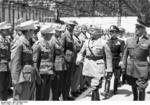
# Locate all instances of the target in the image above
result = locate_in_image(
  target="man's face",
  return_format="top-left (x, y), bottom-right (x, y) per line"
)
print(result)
top-left (43, 33), bottom-right (53, 41)
top-left (110, 30), bottom-right (118, 38)
top-left (27, 30), bottom-right (34, 39)
top-left (81, 27), bottom-right (87, 34)
top-left (55, 31), bottom-right (61, 37)
top-left (32, 32), bottom-right (38, 41)
top-left (67, 25), bottom-right (75, 32)
top-left (135, 27), bottom-right (145, 37)
top-left (89, 29), bottom-right (100, 39)
top-left (73, 30), bottom-right (81, 37)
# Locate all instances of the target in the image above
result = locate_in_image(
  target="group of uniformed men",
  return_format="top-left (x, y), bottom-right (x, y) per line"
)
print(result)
top-left (0, 16), bottom-right (150, 101)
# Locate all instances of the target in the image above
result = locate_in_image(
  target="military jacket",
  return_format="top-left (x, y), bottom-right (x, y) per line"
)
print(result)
top-left (32, 38), bottom-right (54, 75)
top-left (50, 36), bottom-right (66, 71)
top-left (77, 38), bottom-right (112, 78)
top-left (11, 36), bottom-right (35, 85)
top-left (78, 32), bottom-right (90, 45)
top-left (0, 35), bottom-right (10, 72)
top-left (107, 37), bottom-right (125, 68)
top-left (122, 35), bottom-right (150, 79)
top-left (73, 35), bottom-right (82, 53)
top-left (61, 30), bottom-right (75, 53)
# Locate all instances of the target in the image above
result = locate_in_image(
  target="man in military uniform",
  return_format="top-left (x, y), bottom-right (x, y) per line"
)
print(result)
top-left (32, 26), bottom-right (54, 100)
top-left (50, 25), bottom-right (66, 100)
top-left (71, 26), bottom-right (83, 97)
top-left (0, 22), bottom-right (12, 100)
top-left (78, 25), bottom-right (90, 44)
top-left (118, 27), bottom-right (127, 84)
top-left (76, 27), bottom-right (112, 100)
top-left (11, 21), bottom-right (37, 100)
top-left (107, 25), bottom-right (125, 95)
top-left (122, 19), bottom-right (150, 101)
top-left (61, 21), bottom-right (77, 100)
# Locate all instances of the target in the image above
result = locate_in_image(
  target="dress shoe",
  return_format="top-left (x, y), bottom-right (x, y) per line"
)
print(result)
top-left (67, 96), bottom-right (75, 100)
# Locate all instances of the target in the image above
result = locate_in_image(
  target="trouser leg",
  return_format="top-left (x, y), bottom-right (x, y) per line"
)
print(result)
top-left (52, 71), bottom-right (63, 100)
top-left (71, 65), bottom-right (82, 93)
top-left (41, 74), bottom-right (51, 100)
top-left (132, 86), bottom-right (138, 101)
top-left (113, 78), bottom-right (119, 94)
top-left (91, 87), bottom-right (100, 101)
top-left (62, 69), bottom-right (72, 100)
top-left (36, 81), bottom-right (43, 100)
top-left (90, 77), bottom-right (101, 101)
top-left (14, 82), bottom-right (35, 100)
top-left (0, 72), bottom-right (10, 100)
top-left (139, 88), bottom-right (145, 101)
top-left (122, 73), bottom-right (126, 84)
top-left (113, 68), bottom-right (121, 94)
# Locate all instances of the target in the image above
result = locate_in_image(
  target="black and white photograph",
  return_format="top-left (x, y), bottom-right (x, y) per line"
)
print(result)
top-left (0, 0), bottom-right (150, 103)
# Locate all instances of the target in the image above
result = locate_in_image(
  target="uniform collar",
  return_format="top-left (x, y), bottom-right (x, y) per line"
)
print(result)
top-left (19, 35), bottom-right (30, 46)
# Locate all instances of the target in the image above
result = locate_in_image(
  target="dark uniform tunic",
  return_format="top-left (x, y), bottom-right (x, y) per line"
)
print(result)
top-left (50, 35), bottom-right (66, 100)
top-left (61, 29), bottom-right (75, 100)
top-left (32, 38), bottom-right (54, 100)
top-left (0, 35), bottom-right (11, 100)
top-left (107, 37), bottom-right (125, 93)
top-left (71, 35), bottom-right (83, 94)
top-left (11, 35), bottom-right (36, 100)
top-left (122, 35), bottom-right (150, 100)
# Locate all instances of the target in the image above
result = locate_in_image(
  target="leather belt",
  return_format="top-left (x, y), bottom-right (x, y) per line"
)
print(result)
top-left (23, 61), bottom-right (33, 65)
top-left (86, 56), bottom-right (103, 61)
top-left (129, 56), bottom-right (147, 61)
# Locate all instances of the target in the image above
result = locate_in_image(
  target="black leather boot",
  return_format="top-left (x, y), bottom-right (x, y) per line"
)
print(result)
top-left (139, 89), bottom-right (145, 101)
top-left (91, 89), bottom-right (100, 101)
top-left (132, 86), bottom-right (138, 101)
top-left (114, 78), bottom-right (118, 94)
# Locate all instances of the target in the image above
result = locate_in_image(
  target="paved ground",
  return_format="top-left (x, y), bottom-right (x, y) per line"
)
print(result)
top-left (78, 76), bottom-right (150, 101)
top-left (7, 76), bottom-right (150, 101)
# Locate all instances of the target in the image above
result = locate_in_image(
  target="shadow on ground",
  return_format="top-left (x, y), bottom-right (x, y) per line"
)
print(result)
top-left (117, 89), bottom-right (132, 97)
top-left (101, 89), bottom-right (132, 100)
top-left (147, 91), bottom-right (150, 94)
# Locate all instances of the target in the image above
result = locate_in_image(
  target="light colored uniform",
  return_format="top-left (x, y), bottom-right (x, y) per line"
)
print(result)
top-left (11, 35), bottom-right (36, 100)
top-left (78, 32), bottom-right (90, 44)
top-left (77, 38), bottom-right (112, 87)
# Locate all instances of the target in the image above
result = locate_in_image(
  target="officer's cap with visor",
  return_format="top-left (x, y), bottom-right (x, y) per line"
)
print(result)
top-left (136, 12), bottom-right (150, 29)
top-left (109, 25), bottom-right (120, 33)
top-left (0, 21), bottom-right (12, 30)
top-left (41, 26), bottom-right (55, 35)
top-left (55, 25), bottom-right (65, 32)
top-left (119, 27), bottom-right (125, 33)
top-left (65, 20), bottom-right (78, 27)
top-left (15, 20), bottom-right (37, 31)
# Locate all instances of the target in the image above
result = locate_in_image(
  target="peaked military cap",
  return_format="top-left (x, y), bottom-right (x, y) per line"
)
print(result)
top-left (15, 20), bottom-right (37, 30)
top-left (0, 21), bottom-right (12, 30)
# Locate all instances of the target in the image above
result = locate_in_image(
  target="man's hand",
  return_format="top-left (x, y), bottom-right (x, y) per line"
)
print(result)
top-left (119, 61), bottom-right (123, 67)
top-left (76, 60), bottom-right (81, 65)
